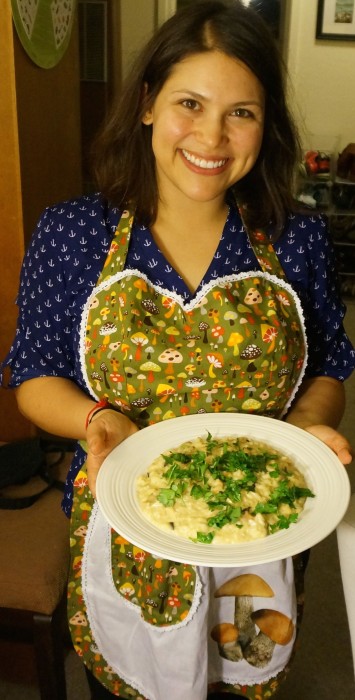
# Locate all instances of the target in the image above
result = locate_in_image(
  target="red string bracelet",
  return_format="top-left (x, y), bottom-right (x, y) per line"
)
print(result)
top-left (85, 398), bottom-right (110, 429)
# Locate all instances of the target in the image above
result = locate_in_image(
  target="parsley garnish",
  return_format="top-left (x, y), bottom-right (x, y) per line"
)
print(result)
top-left (154, 435), bottom-right (315, 543)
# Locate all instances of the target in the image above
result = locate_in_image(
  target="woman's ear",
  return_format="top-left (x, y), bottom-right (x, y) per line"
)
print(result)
top-left (142, 109), bottom-right (153, 125)
top-left (141, 82), bottom-right (153, 125)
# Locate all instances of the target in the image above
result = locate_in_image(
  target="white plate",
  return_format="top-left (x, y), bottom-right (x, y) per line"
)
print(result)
top-left (96, 414), bottom-right (351, 567)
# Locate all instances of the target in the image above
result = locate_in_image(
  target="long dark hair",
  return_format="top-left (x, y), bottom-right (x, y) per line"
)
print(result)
top-left (92, 0), bottom-right (300, 233)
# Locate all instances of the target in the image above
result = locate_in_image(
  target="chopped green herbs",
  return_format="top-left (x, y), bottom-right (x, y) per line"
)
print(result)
top-left (141, 434), bottom-right (315, 544)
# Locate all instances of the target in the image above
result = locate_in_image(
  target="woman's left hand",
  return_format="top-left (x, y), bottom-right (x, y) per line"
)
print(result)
top-left (305, 424), bottom-right (353, 465)
top-left (285, 377), bottom-right (353, 465)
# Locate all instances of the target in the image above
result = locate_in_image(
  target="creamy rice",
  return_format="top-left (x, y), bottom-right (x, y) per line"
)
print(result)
top-left (136, 434), bottom-right (314, 544)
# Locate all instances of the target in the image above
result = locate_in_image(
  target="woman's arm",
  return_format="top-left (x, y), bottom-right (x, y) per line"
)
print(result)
top-left (285, 376), bottom-right (352, 465)
top-left (16, 376), bottom-right (96, 439)
top-left (16, 376), bottom-right (138, 494)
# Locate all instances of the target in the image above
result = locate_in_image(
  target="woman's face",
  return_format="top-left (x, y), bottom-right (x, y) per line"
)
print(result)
top-left (143, 50), bottom-right (265, 209)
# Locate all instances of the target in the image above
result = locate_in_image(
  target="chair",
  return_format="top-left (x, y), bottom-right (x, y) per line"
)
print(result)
top-left (0, 449), bottom-right (73, 699)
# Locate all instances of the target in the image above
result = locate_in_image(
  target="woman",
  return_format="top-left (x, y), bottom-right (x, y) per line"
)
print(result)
top-left (3, 2), bottom-right (354, 698)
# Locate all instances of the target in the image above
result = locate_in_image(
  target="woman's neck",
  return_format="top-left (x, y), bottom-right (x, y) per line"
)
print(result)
top-left (150, 197), bottom-right (230, 294)
top-left (154, 195), bottom-right (229, 236)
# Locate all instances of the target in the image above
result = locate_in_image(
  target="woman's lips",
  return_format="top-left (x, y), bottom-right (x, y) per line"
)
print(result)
top-left (181, 148), bottom-right (229, 173)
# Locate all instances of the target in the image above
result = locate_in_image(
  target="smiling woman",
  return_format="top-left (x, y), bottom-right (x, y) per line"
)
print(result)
top-left (2, 1), bottom-right (354, 699)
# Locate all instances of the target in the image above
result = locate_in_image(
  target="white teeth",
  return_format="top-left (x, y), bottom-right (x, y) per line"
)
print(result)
top-left (182, 149), bottom-right (227, 169)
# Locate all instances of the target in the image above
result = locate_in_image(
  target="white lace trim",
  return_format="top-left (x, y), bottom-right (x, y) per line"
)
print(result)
top-left (79, 268), bottom-right (308, 413)
top-left (209, 664), bottom-right (289, 687)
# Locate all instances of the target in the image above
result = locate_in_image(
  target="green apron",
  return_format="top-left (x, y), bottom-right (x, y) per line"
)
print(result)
top-left (68, 208), bottom-right (307, 699)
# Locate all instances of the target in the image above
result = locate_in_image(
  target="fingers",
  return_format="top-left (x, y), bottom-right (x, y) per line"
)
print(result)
top-left (337, 447), bottom-right (353, 466)
top-left (306, 425), bottom-right (353, 466)
top-left (86, 453), bottom-right (100, 497)
top-left (85, 412), bottom-right (139, 496)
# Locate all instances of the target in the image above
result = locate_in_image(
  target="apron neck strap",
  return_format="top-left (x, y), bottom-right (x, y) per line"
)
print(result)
top-left (237, 203), bottom-right (286, 279)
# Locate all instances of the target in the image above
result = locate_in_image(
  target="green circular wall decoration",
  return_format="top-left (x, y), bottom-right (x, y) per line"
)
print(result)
top-left (11, 0), bottom-right (77, 69)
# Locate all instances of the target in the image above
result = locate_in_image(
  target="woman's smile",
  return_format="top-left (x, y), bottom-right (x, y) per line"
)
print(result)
top-left (180, 148), bottom-right (230, 173)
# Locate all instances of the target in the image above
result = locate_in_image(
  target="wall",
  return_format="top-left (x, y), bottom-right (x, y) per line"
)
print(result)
top-left (14, 13), bottom-right (82, 246)
top-left (284, 0), bottom-right (355, 153)
top-left (120, 0), bottom-right (156, 80)
top-left (0, 2), bottom-right (31, 440)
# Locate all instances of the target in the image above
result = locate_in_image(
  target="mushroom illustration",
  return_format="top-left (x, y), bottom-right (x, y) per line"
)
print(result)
top-left (210, 622), bottom-right (243, 662)
top-left (277, 367), bottom-right (291, 388)
top-left (158, 348), bottom-right (183, 374)
top-left (100, 362), bottom-right (110, 389)
top-left (227, 331), bottom-right (244, 356)
top-left (198, 321), bottom-right (210, 343)
top-left (109, 371), bottom-right (124, 391)
top-left (69, 610), bottom-right (88, 627)
top-left (202, 387), bottom-right (218, 404)
top-left (241, 397), bottom-right (262, 412)
top-left (133, 279), bottom-right (147, 299)
top-left (184, 334), bottom-right (201, 347)
top-left (156, 383), bottom-right (176, 403)
top-left (141, 298), bottom-right (159, 326)
top-left (145, 598), bottom-right (159, 616)
top-left (185, 377), bottom-right (206, 398)
top-left (130, 332), bottom-right (149, 362)
top-left (91, 371), bottom-right (103, 392)
top-left (130, 397), bottom-right (154, 411)
top-left (244, 287), bottom-right (263, 316)
top-left (214, 574), bottom-right (274, 648)
top-left (140, 361), bottom-right (161, 383)
top-left (206, 352), bottom-right (224, 378)
top-left (211, 325), bottom-right (225, 343)
top-left (240, 344), bottom-right (262, 372)
top-left (224, 310), bottom-right (238, 326)
top-left (99, 322), bottom-right (117, 345)
top-left (244, 609), bottom-right (294, 668)
top-left (236, 380), bottom-right (252, 400)
top-left (261, 324), bottom-right (279, 354)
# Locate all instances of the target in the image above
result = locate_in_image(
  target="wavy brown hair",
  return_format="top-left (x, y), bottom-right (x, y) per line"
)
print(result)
top-left (92, 0), bottom-right (300, 234)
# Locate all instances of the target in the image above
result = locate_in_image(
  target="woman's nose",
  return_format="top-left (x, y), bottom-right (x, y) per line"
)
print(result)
top-left (196, 114), bottom-right (226, 148)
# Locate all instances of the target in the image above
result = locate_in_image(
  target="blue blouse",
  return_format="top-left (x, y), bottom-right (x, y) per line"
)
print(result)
top-left (3, 194), bottom-right (354, 515)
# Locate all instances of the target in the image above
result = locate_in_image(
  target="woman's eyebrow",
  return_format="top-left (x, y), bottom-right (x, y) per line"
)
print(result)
top-left (171, 89), bottom-right (263, 107)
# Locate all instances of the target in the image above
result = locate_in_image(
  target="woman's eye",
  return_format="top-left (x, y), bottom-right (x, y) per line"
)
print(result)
top-left (232, 107), bottom-right (254, 119)
top-left (181, 99), bottom-right (200, 110)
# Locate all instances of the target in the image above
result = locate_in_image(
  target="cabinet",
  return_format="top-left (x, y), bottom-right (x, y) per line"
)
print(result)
top-left (297, 152), bottom-right (355, 299)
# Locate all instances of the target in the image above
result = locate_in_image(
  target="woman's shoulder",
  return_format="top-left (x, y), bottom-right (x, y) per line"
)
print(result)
top-left (38, 193), bottom-right (118, 230)
top-left (286, 207), bottom-right (327, 228)
top-left (28, 194), bottom-right (121, 257)
top-left (280, 207), bottom-right (329, 245)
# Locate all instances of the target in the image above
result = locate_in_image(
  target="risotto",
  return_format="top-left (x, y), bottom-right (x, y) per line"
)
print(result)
top-left (136, 433), bottom-right (315, 544)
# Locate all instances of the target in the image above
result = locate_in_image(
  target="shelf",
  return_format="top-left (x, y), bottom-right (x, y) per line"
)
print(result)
top-left (297, 169), bottom-right (355, 298)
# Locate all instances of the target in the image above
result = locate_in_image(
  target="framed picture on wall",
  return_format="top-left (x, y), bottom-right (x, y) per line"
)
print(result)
top-left (316, 0), bottom-right (355, 40)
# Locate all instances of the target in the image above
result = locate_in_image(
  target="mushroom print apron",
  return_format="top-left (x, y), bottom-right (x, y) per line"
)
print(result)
top-left (68, 208), bottom-right (308, 700)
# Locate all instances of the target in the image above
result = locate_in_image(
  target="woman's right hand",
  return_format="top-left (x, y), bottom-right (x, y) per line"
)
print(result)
top-left (86, 410), bottom-right (138, 496)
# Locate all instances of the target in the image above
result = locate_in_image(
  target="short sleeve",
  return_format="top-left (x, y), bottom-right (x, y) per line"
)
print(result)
top-left (2, 195), bottom-right (114, 388)
top-left (278, 214), bottom-right (355, 381)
